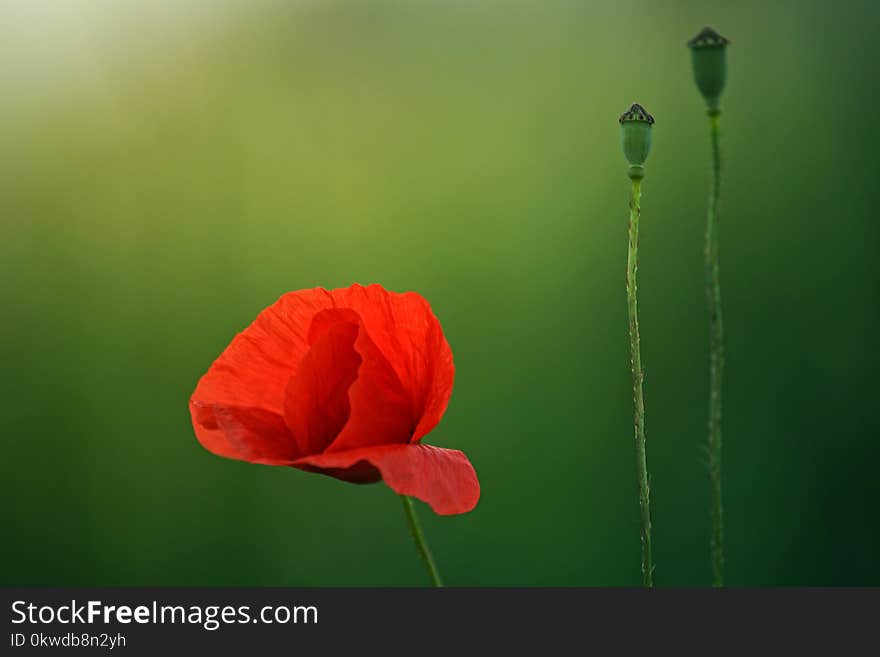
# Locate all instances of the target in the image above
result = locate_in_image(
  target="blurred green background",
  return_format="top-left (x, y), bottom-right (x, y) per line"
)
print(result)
top-left (2, 0), bottom-right (878, 586)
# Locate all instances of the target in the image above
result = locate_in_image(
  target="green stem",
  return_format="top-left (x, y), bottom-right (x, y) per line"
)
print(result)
top-left (626, 177), bottom-right (654, 587)
top-left (400, 495), bottom-right (443, 587)
top-left (706, 110), bottom-right (725, 587)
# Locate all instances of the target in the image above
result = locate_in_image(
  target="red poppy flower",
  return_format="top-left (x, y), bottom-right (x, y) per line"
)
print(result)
top-left (190, 284), bottom-right (479, 515)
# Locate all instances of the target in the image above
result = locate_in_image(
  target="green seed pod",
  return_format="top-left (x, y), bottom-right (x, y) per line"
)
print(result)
top-left (688, 27), bottom-right (729, 113)
top-left (619, 103), bottom-right (654, 180)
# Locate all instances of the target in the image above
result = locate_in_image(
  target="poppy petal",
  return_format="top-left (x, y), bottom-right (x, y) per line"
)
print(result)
top-left (325, 317), bottom-right (415, 452)
top-left (409, 317), bottom-right (454, 443)
top-left (191, 288), bottom-right (337, 413)
top-left (328, 284), bottom-right (455, 443)
top-left (293, 444), bottom-right (480, 515)
top-left (190, 401), bottom-right (298, 465)
top-left (283, 311), bottom-right (361, 455)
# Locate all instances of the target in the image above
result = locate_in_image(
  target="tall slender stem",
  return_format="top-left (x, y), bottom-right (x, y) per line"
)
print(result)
top-left (705, 110), bottom-right (725, 587)
top-left (400, 495), bottom-right (443, 587)
top-left (626, 177), bottom-right (654, 587)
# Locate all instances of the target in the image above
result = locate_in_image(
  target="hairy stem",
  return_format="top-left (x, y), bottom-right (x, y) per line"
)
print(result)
top-left (626, 178), bottom-right (654, 587)
top-left (706, 111), bottom-right (725, 587)
top-left (400, 495), bottom-right (443, 587)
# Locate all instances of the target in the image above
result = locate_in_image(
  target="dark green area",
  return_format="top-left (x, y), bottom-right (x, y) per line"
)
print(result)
top-left (2, 0), bottom-right (877, 586)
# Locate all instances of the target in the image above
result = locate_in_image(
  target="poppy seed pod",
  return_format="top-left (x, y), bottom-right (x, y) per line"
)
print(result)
top-left (619, 103), bottom-right (654, 180)
top-left (688, 27), bottom-right (729, 113)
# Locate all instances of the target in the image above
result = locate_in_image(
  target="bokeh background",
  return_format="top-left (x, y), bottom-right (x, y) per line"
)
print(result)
top-left (2, 0), bottom-right (877, 586)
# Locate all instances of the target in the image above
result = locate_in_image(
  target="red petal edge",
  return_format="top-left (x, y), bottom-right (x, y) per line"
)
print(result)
top-left (190, 401), bottom-right (299, 465)
top-left (328, 285), bottom-right (455, 444)
top-left (293, 444), bottom-right (480, 515)
top-left (283, 311), bottom-right (361, 455)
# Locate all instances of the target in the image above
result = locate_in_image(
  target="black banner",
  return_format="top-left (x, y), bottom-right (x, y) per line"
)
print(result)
top-left (2, 588), bottom-right (876, 653)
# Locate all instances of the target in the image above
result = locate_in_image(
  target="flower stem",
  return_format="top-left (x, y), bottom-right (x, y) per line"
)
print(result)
top-left (705, 110), bottom-right (725, 587)
top-left (400, 495), bottom-right (443, 587)
top-left (626, 177), bottom-right (654, 587)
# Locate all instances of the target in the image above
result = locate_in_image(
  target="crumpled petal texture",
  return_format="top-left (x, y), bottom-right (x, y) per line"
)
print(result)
top-left (190, 284), bottom-right (478, 515)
